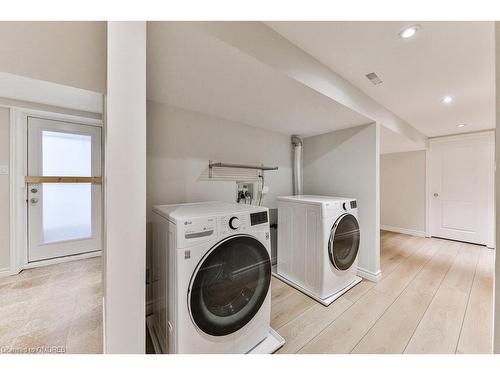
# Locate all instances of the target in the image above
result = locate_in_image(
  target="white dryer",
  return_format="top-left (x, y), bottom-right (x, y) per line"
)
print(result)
top-left (276, 195), bottom-right (362, 306)
top-left (149, 201), bottom-right (284, 354)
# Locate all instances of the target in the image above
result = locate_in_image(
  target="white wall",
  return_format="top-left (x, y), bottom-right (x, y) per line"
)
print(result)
top-left (0, 107), bottom-right (9, 270)
top-left (104, 21), bottom-right (146, 354)
top-left (0, 22), bottom-right (106, 93)
top-left (147, 101), bottom-right (293, 215)
top-left (380, 151), bottom-right (426, 235)
top-left (303, 123), bottom-right (381, 281)
top-left (0, 22), bottom-right (106, 276)
top-left (146, 101), bottom-right (293, 305)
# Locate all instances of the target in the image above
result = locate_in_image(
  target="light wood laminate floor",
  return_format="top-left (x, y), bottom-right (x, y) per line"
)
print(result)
top-left (0, 256), bottom-right (102, 354)
top-left (272, 231), bottom-right (494, 354)
top-left (0, 232), bottom-right (494, 354)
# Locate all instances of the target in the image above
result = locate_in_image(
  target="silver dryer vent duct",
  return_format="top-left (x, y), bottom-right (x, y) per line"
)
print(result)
top-left (291, 135), bottom-right (303, 196)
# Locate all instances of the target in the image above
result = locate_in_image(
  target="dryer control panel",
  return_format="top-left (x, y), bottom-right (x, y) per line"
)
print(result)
top-left (341, 200), bottom-right (357, 211)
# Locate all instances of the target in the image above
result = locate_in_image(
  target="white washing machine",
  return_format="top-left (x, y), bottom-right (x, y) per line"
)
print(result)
top-left (149, 201), bottom-right (284, 354)
top-left (276, 195), bottom-right (362, 306)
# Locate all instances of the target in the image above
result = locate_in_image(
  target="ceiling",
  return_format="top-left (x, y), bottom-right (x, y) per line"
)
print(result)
top-left (266, 21), bottom-right (495, 138)
top-left (147, 22), bottom-right (371, 137)
top-left (380, 126), bottom-right (427, 154)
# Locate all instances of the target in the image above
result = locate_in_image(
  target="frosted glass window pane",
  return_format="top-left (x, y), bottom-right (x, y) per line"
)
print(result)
top-left (42, 131), bottom-right (92, 176)
top-left (43, 183), bottom-right (92, 243)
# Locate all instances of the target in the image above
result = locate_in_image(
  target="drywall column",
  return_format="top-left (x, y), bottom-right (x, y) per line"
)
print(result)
top-left (494, 21), bottom-right (500, 354)
top-left (104, 21), bottom-right (146, 354)
top-left (0, 108), bottom-right (9, 272)
top-left (380, 151), bottom-right (426, 236)
top-left (303, 123), bottom-right (381, 282)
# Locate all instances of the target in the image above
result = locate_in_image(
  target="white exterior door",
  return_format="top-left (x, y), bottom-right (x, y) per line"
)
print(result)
top-left (429, 132), bottom-right (494, 246)
top-left (27, 116), bottom-right (102, 262)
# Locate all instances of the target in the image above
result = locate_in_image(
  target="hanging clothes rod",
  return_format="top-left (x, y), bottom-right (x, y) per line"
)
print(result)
top-left (208, 161), bottom-right (278, 178)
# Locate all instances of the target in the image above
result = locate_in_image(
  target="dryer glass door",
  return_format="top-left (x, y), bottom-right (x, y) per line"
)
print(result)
top-left (189, 235), bottom-right (271, 336)
top-left (328, 214), bottom-right (360, 271)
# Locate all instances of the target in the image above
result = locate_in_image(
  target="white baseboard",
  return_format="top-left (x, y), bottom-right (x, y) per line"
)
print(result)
top-left (22, 251), bottom-right (102, 269)
top-left (0, 267), bottom-right (14, 278)
top-left (0, 266), bottom-right (22, 279)
top-left (357, 266), bottom-right (382, 282)
top-left (381, 225), bottom-right (427, 238)
top-left (1, 251), bottom-right (101, 278)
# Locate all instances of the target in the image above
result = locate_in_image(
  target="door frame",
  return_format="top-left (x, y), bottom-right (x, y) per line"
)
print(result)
top-left (9, 106), bottom-right (103, 274)
top-left (425, 131), bottom-right (495, 248)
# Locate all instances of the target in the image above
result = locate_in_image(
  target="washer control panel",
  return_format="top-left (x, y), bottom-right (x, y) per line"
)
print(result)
top-left (229, 216), bottom-right (240, 229)
top-left (220, 215), bottom-right (249, 235)
top-left (183, 217), bottom-right (216, 239)
top-left (250, 211), bottom-right (268, 226)
top-left (177, 209), bottom-right (270, 247)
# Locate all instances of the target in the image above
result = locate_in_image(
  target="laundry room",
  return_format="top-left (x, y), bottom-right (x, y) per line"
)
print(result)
top-left (0, 15), bottom-right (496, 360)
top-left (145, 19), bottom-right (494, 355)
top-left (145, 21), bottom-right (388, 354)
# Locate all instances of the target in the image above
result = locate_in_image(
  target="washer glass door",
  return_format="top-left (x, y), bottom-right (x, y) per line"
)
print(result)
top-left (189, 235), bottom-right (271, 336)
top-left (328, 214), bottom-right (360, 271)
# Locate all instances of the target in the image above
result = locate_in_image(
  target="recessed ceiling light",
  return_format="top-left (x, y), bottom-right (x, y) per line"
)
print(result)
top-left (399, 25), bottom-right (420, 39)
top-left (442, 96), bottom-right (453, 104)
top-left (457, 124), bottom-right (466, 128)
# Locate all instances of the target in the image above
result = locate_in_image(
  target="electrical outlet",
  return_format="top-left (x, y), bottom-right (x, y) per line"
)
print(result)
top-left (0, 164), bottom-right (8, 175)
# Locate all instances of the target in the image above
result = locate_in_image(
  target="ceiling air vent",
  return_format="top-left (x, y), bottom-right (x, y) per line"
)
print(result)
top-left (365, 72), bottom-right (383, 85)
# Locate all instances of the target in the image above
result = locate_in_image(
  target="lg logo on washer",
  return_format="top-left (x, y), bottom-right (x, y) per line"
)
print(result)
top-left (183, 217), bottom-right (216, 240)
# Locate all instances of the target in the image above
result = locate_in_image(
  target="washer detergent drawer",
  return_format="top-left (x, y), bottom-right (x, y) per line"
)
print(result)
top-left (176, 216), bottom-right (217, 248)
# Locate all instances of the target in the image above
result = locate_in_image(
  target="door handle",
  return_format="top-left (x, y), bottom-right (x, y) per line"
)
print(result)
top-left (30, 198), bottom-right (38, 205)
top-left (433, 193), bottom-right (439, 197)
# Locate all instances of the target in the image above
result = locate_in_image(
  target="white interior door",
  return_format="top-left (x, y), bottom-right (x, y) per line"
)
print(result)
top-left (429, 133), bottom-right (494, 246)
top-left (27, 116), bottom-right (102, 262)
